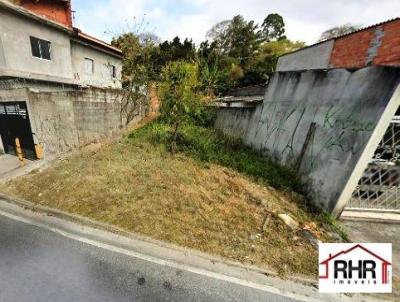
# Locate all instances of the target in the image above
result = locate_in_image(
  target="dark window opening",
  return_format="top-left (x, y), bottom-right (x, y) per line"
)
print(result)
top-left (110, 65), bottom-right (116, 79)
top-left (30, 36), bottom-right (51, 60)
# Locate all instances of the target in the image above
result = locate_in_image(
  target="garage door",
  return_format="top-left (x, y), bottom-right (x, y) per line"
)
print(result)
top-left (0, 102), bottom-right (36, 160)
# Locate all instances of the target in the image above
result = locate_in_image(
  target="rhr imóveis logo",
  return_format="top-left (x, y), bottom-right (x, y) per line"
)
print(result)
top-left (319, 243), bottom-right (392, 293)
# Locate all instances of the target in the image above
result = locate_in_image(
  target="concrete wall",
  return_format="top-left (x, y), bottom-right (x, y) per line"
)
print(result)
top-left (0, 8), bottom-right (74, 81)
top-left (0, 35), bottom-right (6, 68)
top-left (0, 87), bottom-right (147, 157)
top-left (215, 67), bottom-right (400, 214)
top-left (0, 78), bottom-right (78, 91)
top-left (276, 40), bottom-right (334, 72)
top-left (71, 42), bottom-right (122, 89)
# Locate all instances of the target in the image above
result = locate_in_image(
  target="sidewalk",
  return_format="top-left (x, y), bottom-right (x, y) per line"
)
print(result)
top-left (341, 220), bottom-right (399, 278)
top-left (0, 196), bottom-right (382, 302)
top-left (0, 154), bottom-right (21, 176)
top-left (0, 154), bottom-right (41, 182)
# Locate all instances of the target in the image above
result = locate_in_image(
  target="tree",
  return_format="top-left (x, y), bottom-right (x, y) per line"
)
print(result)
top-left (111, 32), bottom-right (157, 125)
top-left (158, 61), bottom-right (201, 153)
top-left (201, 14), bottom-right (304, 92)
top-left (205, 15), bottom-right (262, 88)
top-left (221, 16), bottom-right (261, 61)
top-left (261, 13), bottom-right (286, 41)
top-left (152, 37), bottom-right (197, 77)
top-left (198, 40), bottom-right (237, 96)
top-left (138, 32), bottom-right (161, 45)
top-left (198, 60), bottom-right (222, 97)
top-left (243, 39), bottom-right (305, 85)
top-left (206, 20), bottom-right (231, 42)
top-left (319, 23), bottom-right (362, 41)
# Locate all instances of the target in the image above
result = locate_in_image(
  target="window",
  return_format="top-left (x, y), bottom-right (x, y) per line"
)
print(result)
top-left (30, 36), bottom-right (51, 60)
top-left (109, 65), bottom-right (117, 79)
top-left (85, 58), bottom-right (94, 74)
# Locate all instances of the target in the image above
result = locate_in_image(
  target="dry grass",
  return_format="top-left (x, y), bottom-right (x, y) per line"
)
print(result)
top-left (0, 121), bottom-right (339, 278)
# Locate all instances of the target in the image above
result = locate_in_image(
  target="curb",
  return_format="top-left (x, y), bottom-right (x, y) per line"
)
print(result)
top-left (0, 193), bottom-right (317, 287)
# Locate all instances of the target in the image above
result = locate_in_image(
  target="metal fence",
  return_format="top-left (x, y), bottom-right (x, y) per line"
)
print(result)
top-left (347, 118), bottom-right (400, 211)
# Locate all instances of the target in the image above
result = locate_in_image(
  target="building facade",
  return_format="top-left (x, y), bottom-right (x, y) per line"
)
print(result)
top-left (0, 0), bottom-right (122, 89)
top-left (0, 0), bottom-right (138, 162)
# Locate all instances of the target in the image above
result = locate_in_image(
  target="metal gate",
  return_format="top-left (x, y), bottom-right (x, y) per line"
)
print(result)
top-left (0, 102), bottom-right (36, 160)
top-left (346, 113), bottom-right (400, 211)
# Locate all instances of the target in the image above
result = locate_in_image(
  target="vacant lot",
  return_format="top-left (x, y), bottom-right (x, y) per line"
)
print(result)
top-left (0, 120), bottom-right (343, 277)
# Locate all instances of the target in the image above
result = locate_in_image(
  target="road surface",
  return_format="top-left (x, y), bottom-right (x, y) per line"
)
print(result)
top-left (0, 213), bottom-right (298, 302)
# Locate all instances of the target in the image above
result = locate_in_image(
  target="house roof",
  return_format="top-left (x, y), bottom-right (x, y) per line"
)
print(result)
top-left (280, 17), bottom-right (400, 59)
top-left (320, 244), bottom-right (391, 265)
top-left (74, 29), bottom-right (122, 57)
top-left (0, 0), bottom-right (122, 58)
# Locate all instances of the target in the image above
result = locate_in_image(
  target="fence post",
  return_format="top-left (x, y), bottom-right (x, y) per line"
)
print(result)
top-left (15, 137), bottom-right (25, 167)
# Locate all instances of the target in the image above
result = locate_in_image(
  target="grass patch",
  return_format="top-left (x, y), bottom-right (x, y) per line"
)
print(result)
top-left (129, 120), bottom-right (301, 192)
top-left (0, 119), bottom-right (343, 277)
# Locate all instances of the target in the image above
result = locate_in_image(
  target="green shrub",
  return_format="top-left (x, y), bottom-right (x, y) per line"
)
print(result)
top-left (129, 119), bottom-right (301, 192)
top-left (158, 61), bottom-right (202, 153)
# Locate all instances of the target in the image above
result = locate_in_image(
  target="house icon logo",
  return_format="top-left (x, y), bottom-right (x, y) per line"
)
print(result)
top-left (319, 243), bottom-right (392, 293)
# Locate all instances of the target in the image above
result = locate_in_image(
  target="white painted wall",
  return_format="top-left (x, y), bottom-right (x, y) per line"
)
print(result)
top-left (71, 42), bottom-right (122, 89)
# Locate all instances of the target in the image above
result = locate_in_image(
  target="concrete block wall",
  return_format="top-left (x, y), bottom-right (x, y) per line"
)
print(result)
top-left (69, 89), bottom-right (124, 146)
top-left (28, 88), bottom-right (131, 157)
top-left (28, 89), bottom-right (79, 155)
top-left (0, 87), bottom-right (148, 158)
top-left (214, 66), bottom-right (400, 215)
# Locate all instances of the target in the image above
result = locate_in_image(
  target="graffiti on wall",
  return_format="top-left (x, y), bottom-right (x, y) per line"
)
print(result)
top-left (253, 99), bottom-right (376, 171)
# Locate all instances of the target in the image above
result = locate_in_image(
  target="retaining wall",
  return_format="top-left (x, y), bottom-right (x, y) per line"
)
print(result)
top-left (215, 67), bottom-right (400, 214)
top-left (0, 87), bottom-right (147, 157)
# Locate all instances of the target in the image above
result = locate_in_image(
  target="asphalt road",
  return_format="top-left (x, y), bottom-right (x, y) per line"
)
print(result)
top-left (0, 214), bottom-right (298, 302)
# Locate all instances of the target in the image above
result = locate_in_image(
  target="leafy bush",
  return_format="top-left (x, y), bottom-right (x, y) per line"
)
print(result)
top-left (158, 61), bottom-right (202, 153)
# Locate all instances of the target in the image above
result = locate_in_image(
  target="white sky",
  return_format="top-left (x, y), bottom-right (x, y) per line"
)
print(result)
top-left (73, 0), bottom-right (400, 45)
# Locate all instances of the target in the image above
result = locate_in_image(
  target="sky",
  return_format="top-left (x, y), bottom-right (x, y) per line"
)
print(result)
top-left (71, 0), bottom-right (400, 45)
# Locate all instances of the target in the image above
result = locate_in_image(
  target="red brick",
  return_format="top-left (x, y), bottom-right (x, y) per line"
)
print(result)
top-left (19, 0), bottom-right (72, 28)
top-left (330, 19), bottom-right (400, 68)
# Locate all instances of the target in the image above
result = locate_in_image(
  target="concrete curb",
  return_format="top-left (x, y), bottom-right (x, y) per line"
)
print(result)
top-left (341, 210), bottom-right (400, 223)
top-left (0, 193), bottom-right (314, 286)
top-left (0, 194), bottom-right (388, 301)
